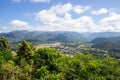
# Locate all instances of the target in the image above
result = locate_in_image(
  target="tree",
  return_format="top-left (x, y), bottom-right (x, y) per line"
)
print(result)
top-left (17, 41), bottom-right (35, 65)
top-left (0, 36), bottom-right (10, 51)
top-left (34, 48), bottom-right (64, 79)
top-left (0, 37), bottom-right (13, 65)
top-left (34, 48), bottom-right (63, 71)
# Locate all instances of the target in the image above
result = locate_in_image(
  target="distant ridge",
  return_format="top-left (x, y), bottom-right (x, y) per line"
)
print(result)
top-left (1, 30), bottom-right (120, 43)
top-left (0, 30), bottom-right (86, 43)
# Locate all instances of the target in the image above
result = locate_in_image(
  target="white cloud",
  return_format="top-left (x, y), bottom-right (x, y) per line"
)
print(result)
top-left (100, 12), bottom-right (120, 22)
top-left (99, 12), bottom-right (120, 32)
top-left (4, 3), bottom-right (120, 32)
top-left (73, 5), bottom-right (90, 14)
top-left (4, 12), bottom-right (120, 32)
top-left (35, 11), bottom-right (120, 32)
top-left (30, 0), bottom-right (51, 3)
top-left (48, 3), bottom-right (72, 15)
top-left (9, 20), bottom-right (32, 30)
top-left (92, 8), bottom-right (108, 15)
top-left (36, 3), bottom-right (90, 21)
top-left (36, 3), bottom-right (90, 24)
top-left (36, 10), bottom-right (60, 24)
top-left (10, 20), bottom-right (29, 27)
top-left (36, 13), bottom-right (99, 32)
top-left (36, 3), bottom-right (72, 24)
top-left (34, 3), bottom-right (98, 32)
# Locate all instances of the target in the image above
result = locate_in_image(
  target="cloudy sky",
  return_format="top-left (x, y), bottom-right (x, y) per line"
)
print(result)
top-left (0, 0), bottom-right (120, 32)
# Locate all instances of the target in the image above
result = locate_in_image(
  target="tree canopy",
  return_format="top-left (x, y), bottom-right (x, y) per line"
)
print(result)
top-left (0, 37), bottom-right (120, 80)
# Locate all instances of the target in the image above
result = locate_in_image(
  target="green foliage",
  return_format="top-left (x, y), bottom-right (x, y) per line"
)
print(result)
top-left (0, 55), bottom-right (4, 79)
top-left (1, 38), bottom-right (120, 80)
top-left (34, 66), bottom-right (49, 79)
top-left (0, 36), bottom-right (13, 79)
top-left (35, 66), bottom-right (62, 80)
top-left (0, 49), bottom-right (13, 79)
top-left (34, 48), bottom-right (63, 79)
top-left (17, 40), bottom-right (35, 65)
top-left (0, 55), bottom-right (4, 66)
top-left (1, 60), bottom-right (15, 80)
top-left (0, 36), bottom-right (10, 51)
top-left (0, 50), bottom-right (13, 61)
top-left (34, 48), bottom-right (62, 70)
top-left (63, 53), bottom-right (120, 80)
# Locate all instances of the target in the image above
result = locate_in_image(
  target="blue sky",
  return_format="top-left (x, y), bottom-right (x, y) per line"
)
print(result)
top-left (0, 0), bottom-right (120, 32)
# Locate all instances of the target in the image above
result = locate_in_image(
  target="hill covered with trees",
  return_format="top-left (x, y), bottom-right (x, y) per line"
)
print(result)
top-left (0, 37), bottom-right (120, 80)
top-left (2, 30), bottom-right (120, 44)
top-left (91, 37), bottom-right (120, 44)
top-left (0, 30), bottom-right (86, 43)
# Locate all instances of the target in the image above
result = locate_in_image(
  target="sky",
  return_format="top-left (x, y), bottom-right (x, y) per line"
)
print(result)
top-left (1, 0), bottom-right (120, 33)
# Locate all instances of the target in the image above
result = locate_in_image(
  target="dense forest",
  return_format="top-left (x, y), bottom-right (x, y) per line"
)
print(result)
top-left (1, 37), bottom-right (120, 80)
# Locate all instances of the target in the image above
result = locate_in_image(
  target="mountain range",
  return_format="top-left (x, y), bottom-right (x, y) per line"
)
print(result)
top-left (0, 30), bottom-right (86, 43)
top-left (1, 30), bottom-right (120, 43)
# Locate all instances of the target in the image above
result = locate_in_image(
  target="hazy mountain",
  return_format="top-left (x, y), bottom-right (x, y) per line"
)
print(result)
top-left (91, 35), bottom-right (120, 51)
top-left (92, 41), bottom-right (120, 50)
top-left (91, 37), bottom-right (120, 44)
top-left (0, 30), bottom-right (86, 43)
top-left (82, 32), bottom-right (120, 41)
top-left (1, 30), bottom-right (120, 43)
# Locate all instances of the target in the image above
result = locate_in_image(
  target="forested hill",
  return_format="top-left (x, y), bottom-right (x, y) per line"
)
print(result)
top-left (0, 30), bottom-right (86, 43)
top-left (1, 30), bottom-right (120, 43)
top-left (92, 41), bottom-right (120, 49)
top-left (82, 32), bottom-right (120, 41)
top-left (91, 37), bottom-right (120, 44)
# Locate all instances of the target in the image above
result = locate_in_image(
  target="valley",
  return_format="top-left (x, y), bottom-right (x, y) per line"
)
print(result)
top-left (1, 30), bottom-right (120, 59)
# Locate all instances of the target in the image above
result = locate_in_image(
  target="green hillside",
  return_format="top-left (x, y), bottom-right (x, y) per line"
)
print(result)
top-left (1, 37), bottom-right (120, 80)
